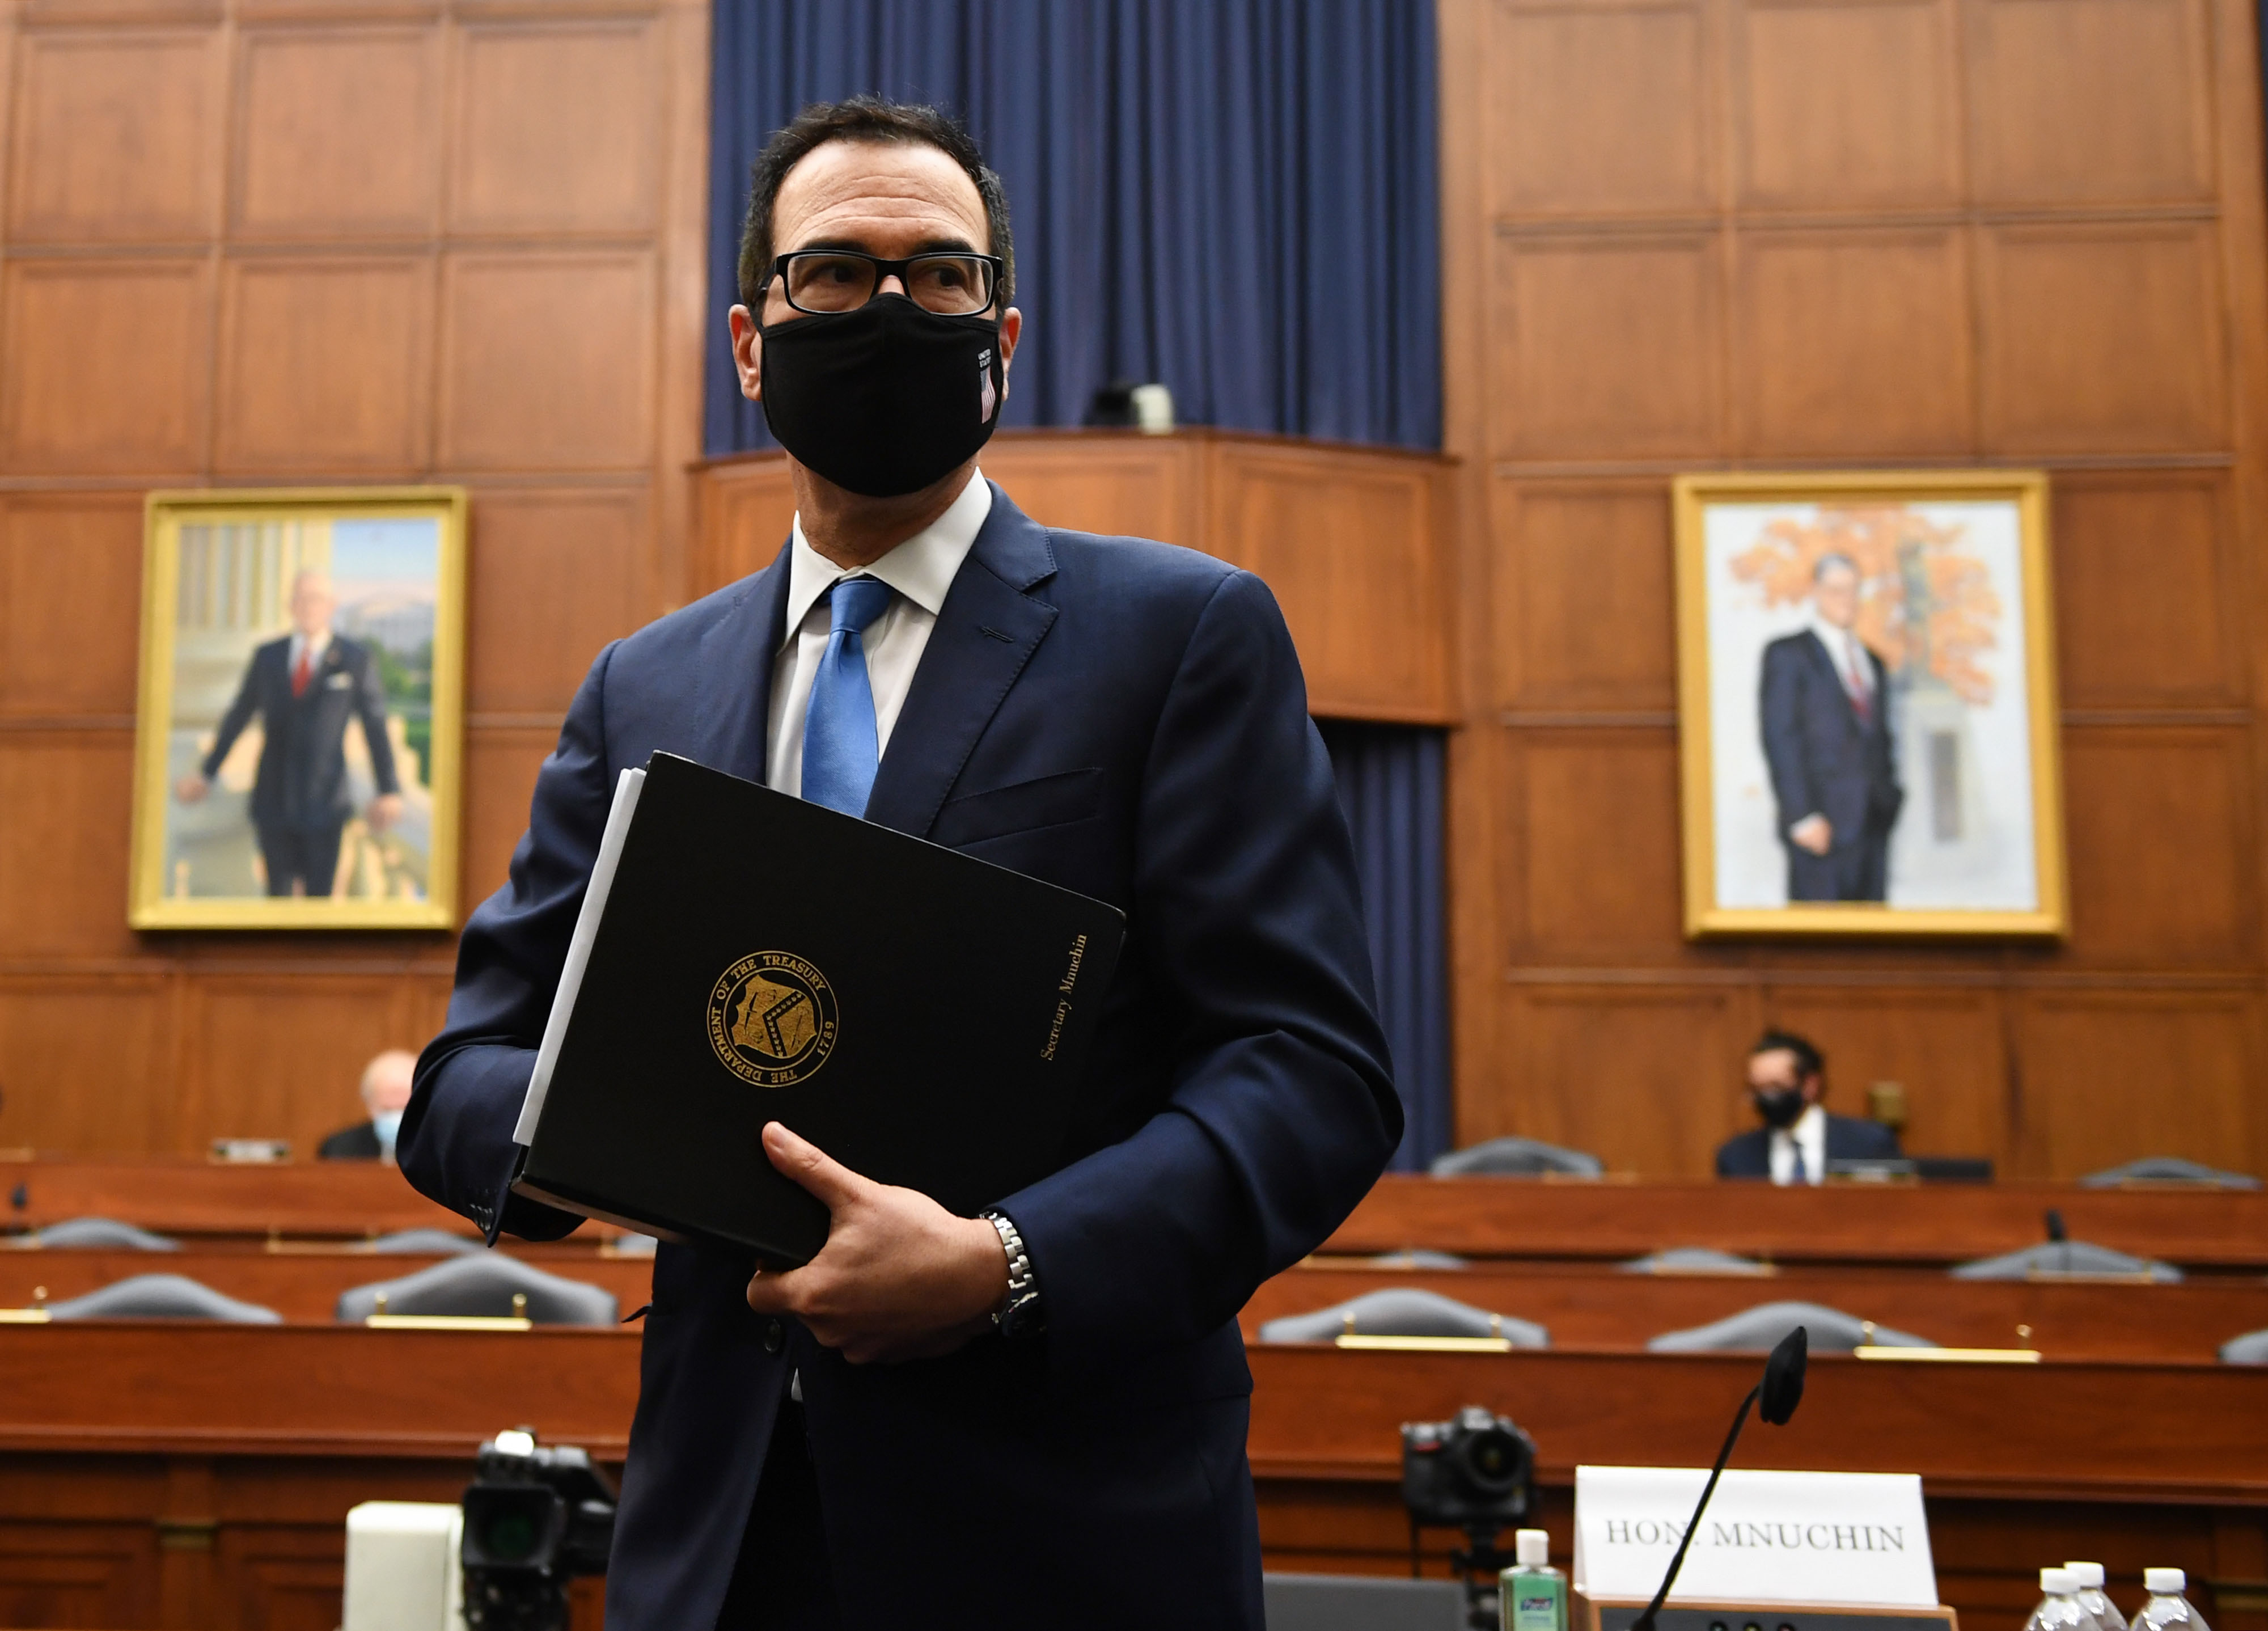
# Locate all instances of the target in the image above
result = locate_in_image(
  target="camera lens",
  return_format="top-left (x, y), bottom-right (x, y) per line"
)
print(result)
top-left (1455, 1426), bottom-right (1525, 1495)
top-left (481, 1508), bottom-right (542, 1561)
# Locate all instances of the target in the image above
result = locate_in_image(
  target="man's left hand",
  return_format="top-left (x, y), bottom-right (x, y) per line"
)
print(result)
top-left (367, 793), bottom-right (404, 831)
top-left (744, 1122), bottom-right (1008, 1364)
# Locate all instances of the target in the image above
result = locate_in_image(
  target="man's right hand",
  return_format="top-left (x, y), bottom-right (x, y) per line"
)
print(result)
top-left (1789, 814), bottom-right (1831, 855)
top-left (174, 773), bottom-right (209, 804)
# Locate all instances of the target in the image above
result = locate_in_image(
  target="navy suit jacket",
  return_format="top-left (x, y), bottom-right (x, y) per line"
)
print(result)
top-left (399, 486), bottom-right (1400, 1629)
top-left (203, 634), bottom-right (399, 831)
top-left (1758, 629), bottom-right (1901, 847)
top-left (1715, 1112), bottom-right (1904, 1179)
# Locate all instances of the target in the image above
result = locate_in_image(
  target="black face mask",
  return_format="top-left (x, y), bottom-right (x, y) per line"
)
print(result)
top-left (1752, 1087), bottom-right (1806, 1130)
top-left (759, 294), bottom-right (1005, 498)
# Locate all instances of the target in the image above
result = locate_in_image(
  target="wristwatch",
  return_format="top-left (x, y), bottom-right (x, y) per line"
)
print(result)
top-left (981, 1209), bottom-right (1044, 1340)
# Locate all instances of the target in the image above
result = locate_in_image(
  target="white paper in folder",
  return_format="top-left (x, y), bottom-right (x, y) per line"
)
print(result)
top-left (1573, 1465), bottom-right (1936, 1607)
top-left (513, 766), bottom-right (645, 1145)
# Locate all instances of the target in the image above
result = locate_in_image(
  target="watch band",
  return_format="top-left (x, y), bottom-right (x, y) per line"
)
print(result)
top-left (981, 1209), bottom-right (1043, 1338)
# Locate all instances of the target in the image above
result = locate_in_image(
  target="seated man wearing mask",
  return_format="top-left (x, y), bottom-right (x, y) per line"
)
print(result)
top-left (317, 1049), bottom-right (417, 1163)
top-left (399, 97), bottom-right (1397, 1630)
top-left (1715, 1029), bottom-right (1903, 1184)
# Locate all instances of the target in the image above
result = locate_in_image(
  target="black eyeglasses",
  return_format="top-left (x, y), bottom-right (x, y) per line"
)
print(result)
top-left (768, 251), bottom-right (1004, 318)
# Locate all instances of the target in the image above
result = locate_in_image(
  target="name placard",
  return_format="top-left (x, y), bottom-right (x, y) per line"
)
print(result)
top-left (1573, 1467), bottom-right (1937, 1607)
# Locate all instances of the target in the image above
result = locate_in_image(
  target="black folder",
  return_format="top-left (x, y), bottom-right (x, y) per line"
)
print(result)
top-left (510, 752), bottom-right (1125, 1266)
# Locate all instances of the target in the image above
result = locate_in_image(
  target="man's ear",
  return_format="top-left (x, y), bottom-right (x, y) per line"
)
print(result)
top-left (730, 305), bottom-right (761, 402)
top-left (996, 307), bottom-right (1022, 404)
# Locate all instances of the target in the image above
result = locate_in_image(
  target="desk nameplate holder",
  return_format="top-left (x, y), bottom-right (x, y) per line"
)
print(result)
top-left (1580, 1595), bottom-right (1959, 1631)
top-left (363, 1290), bottom-right (533, 1332)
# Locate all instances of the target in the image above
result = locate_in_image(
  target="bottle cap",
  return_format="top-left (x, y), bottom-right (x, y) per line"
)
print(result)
top-left (2040, 1569), bottom-right (2077, 1594)
top-left (2066, 1564), bottom-right (2106, 1588)
top-left (1516, 1529), bottom-right (1550, 1566)
top-left (2145, 1569), bottom-right (2187, 1594)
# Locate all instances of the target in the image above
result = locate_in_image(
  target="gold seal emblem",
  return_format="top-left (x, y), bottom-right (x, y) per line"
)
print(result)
top-left (706, 952), bottom-right (839, 1087)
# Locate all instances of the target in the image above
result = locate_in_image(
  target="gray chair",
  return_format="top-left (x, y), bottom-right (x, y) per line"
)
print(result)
top-left (337, 1253), bottom-right (619, 1326)
top-left (27, 1216), bottom-right (180, 1252)
top-left (45, 1273), bottom-right (280, 1323)
top-left (1429, 1136), bottom-right (1603, 1179)
top-left (610, 1232), bottom-right (660, 1257)
top-left (2080, 1156), bottom-right (2260, 1190)
top-left (1256, 1287), bottom-right (1548, 1348)
top-left (367, 1228), bottom-right (488, 1256)
top-left (1263, 1573), bottom-right (1464, 1631)
top-left (1950, 1241), bottom-right (2182, 1283)
top-left (2219, 1328), bottom-right (2268, 1364)
top-left (1622, 1247), bottom-right (1773, 1276)
top-left (1646, 1299), bottom-right (1932, 1354)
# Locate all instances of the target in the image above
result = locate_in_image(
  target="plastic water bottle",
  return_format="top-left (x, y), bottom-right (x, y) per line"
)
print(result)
top-left (2028, 1569), bottom-right (2097, 1631)
top-left (2066, 1563), bottom-right (2128, 1631)
top-left (1499, 1528), bottom-right (1566, 1631)
top-left (2134, 1569), bottom-right (2212, 1631)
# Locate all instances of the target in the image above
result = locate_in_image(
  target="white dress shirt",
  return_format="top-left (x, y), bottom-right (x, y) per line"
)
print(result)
top-left (1768, 1103), bottom-right (1828, 1186)
top-left (764, 470), bottom-right (992, 797)
top-left (287, 629), bottom-right (332, 680)
top-left (1809, 617), bottom-right (1873, 710)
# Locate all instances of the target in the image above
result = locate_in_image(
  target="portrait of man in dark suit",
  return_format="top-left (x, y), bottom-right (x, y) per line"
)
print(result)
top-left (174, 569), bottom-right (403, 898)
top-left (1758, 552), bottom-right (1903, 903)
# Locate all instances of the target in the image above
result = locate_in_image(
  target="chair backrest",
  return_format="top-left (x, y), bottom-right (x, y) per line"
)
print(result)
top-left (1949, 1241), bottom-right (2182, 1282)
top-left (45, 1273), bottom-right (281, 1324)
top-left (31, 1215), bottom-right (180, 1252)
top-left (367, 1228), bottom-right (488, 1257)
top-left (1256, 1287), bottom-right (1548, 1348)
top-left (1429, 1136), bottom-right (1603, 1178)
top-left (2220, 1327), bottom-right (2268, 1364)
top-left (1622, 1247), bottom-right (1774, 1276)
top-left (1263, 1573), bottom-right (1465, 1631)
top-left (1646, 1299), bottom-right (1932, 1354)
top-left (611, 1233), bottom-right (660, 1257)
top-left (2080, 1156), bottom-right (2260, 1190)
top-left (336, 1253), bottom-right (619, 1326)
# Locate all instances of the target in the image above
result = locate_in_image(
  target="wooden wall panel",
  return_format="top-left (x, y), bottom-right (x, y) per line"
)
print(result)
top-left (8, 29), bottom-right (222, 242)
top-left (0, 496), bottom-right (146, 717)
top-left (1, 260), bottom-right (213, 473)
top-left (0, 0), bottom-right (710, 1155)
top-left (231, 28), bottom-right (441, 239)
top-left (1737, 0), bottom-right (1960, 207)
top-left (1495, 986), bottom-right (1746, 1173)
top-left (1441, 0), bottom-right (2268, 1178)
top-left (438, 251), bottom-right (657, 470)
top-left (215, 257), bottom-right (434, 471)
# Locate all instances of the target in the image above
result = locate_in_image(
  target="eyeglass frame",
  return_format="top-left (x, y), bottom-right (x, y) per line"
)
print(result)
top-left (764, 250), bottom-right (1007, 318)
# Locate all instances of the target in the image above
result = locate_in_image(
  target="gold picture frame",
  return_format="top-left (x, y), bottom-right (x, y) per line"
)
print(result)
top-left (1674, 470), bottom-right (2066, 939)
top-left (128, 487), bottom-right (469, 931)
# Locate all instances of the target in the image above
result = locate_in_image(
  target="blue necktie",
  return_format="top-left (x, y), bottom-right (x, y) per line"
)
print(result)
top-left (799, 577), bottom-right (894, 816)
top-left (1789, 1142), bottom-right (1808, 1185)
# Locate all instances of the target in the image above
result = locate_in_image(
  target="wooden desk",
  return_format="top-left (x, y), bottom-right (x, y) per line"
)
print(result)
top-left (3, 1323), bottom-right (2264, 1630)
top-left (0, 1246), bottom-right (654, 1324)
top-left (1247, 1261), bottom-right (2268, 1360)
top-left (0, 1155), bottom-right (480, 1241)
top-left (1325, 1174), bottom-right (2268, 1270)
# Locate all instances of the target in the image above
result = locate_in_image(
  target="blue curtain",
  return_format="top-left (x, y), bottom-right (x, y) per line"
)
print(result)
top-left (1317, 721), bottom-right (1452, 1173)
top-left (705, 0), bottom-right (1440, 454)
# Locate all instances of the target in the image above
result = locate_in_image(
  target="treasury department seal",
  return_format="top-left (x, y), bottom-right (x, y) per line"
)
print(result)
top-left (706, 951), bottom-right (839, 1087)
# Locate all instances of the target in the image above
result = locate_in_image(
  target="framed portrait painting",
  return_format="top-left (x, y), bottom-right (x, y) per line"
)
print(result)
top-left (1673, 471), bottom-right (2067, 939)
top-left (128, 487), bottom-right (469, 930)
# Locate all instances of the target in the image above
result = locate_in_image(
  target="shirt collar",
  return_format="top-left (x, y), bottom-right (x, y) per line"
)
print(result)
top-left (781, 469), bottom-right (992, 648)
top-left (1808, 617), bottom-right (1856, 660)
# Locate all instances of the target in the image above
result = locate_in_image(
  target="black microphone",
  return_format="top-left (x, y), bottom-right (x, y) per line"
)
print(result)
top-left (2045, 1207), bottom-right (2067, 1243)
top-left (1630, 1326), bottom-right (1808, 1631)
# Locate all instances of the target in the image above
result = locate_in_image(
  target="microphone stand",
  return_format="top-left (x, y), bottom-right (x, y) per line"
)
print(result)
top-left (1628, 1382), bottom-right (1762, 1631)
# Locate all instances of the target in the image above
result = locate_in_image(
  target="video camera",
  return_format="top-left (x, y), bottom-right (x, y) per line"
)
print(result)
top-left (460, 1430), bottom-right (617, 1631)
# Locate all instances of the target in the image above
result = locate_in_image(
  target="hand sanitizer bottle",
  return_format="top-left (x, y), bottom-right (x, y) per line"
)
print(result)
top-left (1500, 1528), bottom-right (1565, 1631)
top-left (2066, 1563), bottom-right (2128, 1631)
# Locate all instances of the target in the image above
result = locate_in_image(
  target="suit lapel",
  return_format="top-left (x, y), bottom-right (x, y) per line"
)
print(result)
top-left (689, 542), bottom-right (792, 782)
top-left (863, 484), bottom-right (1059, 838)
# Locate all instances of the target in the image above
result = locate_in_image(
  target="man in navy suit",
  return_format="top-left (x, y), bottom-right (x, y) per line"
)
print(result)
top-left (175, 568), bottom-right (402, 897)
top-left (1758, 552), bottom-right (1903, 902)
top-left (1716, 1029), bottom-right (1903, 1183)
top-left (399, 99), bottom-right (1398, 1630)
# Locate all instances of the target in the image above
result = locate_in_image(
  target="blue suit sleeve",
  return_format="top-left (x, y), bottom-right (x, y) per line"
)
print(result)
top-left (398, 642), bottom-right (623, 1242)
top-left (1758, 642), bottom-right (1816, 836)
top-left (999, 571), bottom-right (1401, 1372)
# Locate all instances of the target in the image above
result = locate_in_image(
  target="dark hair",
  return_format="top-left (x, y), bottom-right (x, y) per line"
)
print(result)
top-left (1812, 552), bottom-right (1859, 582)
top-left (736, 96), bottom-right (1014, 311)
top-left (1750, 1028), bottom-right (1825, 1084)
